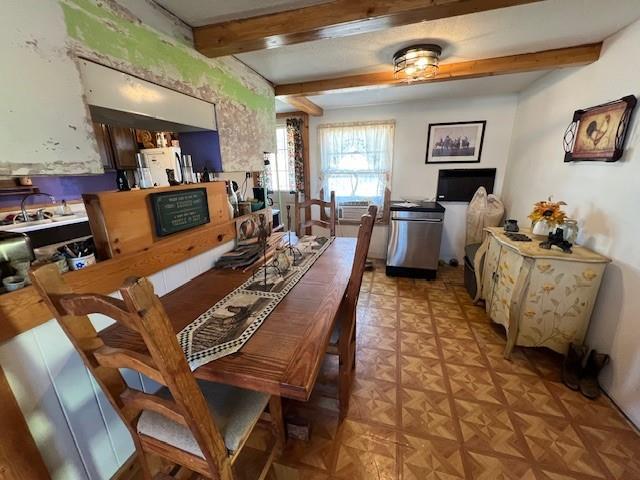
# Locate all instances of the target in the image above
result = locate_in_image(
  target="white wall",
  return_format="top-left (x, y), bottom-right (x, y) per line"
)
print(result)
top-left (502, 19), bottom-right (640, 427)
top-left (308, 96), bottom-right (518, 260)
top-left (0, 242), bottom-right (234, 480)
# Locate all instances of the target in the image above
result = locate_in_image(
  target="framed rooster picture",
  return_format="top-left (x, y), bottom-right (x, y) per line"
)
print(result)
top-left (564, 95), bottom-right (637, 162)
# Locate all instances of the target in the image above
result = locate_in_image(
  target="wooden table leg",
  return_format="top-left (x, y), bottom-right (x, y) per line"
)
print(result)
top-left (269, 396), bottom-right (286, 453)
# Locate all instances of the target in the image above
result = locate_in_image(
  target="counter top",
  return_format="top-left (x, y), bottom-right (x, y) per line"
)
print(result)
top-left (0, 214), bottom-right (88, 233)
top-left (485, 227), bottom-right (611, 264)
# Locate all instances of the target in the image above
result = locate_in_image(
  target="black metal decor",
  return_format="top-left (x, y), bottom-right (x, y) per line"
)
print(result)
top-left (286, 205), bottom-right (303, 266)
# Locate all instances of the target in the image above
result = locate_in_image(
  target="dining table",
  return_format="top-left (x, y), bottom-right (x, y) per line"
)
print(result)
top-left (99, 236), bottom-right (356, 403)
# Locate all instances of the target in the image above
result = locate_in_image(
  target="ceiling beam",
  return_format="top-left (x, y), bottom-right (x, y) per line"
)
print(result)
top-left (279, 96), bottom-right (324, 116)
top-left (274, 43), bottom-right (602, 96)
top-left (193, 0), bottom-right (544, 57)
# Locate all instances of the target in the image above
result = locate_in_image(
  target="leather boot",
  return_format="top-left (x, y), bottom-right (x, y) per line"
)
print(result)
top-left (562, 343), bottom-right (588, 390)
top-left (580, 350), bottom-right (610, 399)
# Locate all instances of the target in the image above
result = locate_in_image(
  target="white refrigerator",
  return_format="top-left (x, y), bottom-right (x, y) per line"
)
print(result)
top-left (140, 147), bottom-right (182, 187)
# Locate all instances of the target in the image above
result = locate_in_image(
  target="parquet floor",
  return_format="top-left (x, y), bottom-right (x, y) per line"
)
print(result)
top-left (241, 264), bottom-right (640, 480)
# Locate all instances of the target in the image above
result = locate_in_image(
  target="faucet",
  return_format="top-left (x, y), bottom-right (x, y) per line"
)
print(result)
top-left (20, 192), bottom-right (56, 223)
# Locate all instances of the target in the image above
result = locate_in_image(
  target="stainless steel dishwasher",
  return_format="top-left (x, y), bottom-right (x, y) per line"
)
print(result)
top-left (386, 201), bottom-right (445, 279)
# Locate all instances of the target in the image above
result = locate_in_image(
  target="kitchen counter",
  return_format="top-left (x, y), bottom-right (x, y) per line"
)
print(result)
top-left (0, 214), bottom-right (88, 233)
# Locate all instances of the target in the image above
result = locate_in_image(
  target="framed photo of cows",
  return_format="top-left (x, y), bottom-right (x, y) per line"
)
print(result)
top-left (426, 121), bottom-right (486, 164)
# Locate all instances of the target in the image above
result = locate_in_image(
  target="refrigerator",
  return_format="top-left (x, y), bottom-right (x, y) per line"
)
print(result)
top-left (140, 147), bottom-right (182, 187)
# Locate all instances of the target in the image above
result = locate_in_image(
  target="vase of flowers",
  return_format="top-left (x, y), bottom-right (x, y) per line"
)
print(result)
top-left (528, 197), bottom-right (567, 236)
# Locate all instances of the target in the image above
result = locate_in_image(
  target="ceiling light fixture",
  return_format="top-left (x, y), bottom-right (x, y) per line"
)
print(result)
top-left (393, 44), bottom-right (442, 82)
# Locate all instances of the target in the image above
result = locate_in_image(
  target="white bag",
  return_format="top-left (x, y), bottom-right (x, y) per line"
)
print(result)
top-left (466, 187), bottom-right (505, 246)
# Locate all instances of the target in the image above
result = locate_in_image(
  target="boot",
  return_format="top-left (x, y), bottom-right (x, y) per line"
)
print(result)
top-left (580, 350), bottom-right (610, 399)
top-left (562, 343), bottom-right (588, 390)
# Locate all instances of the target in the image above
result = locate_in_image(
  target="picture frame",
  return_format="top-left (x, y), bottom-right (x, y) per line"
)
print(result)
top-left (563, 95), bottom-right (637, 162)
top-left (426, 121), bottom-right (486, 164)
top-left (236, 208), bottom-right (272, 246)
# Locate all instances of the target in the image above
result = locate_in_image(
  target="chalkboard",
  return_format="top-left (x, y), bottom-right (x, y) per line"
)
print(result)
top-left (150, 188), bottom-right (210, 237)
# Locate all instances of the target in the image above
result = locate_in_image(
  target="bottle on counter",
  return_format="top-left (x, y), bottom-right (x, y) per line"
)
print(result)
top-left (181, 154), bottom-right (195, 184)
top-left (226, 181), bottom-right (236, 218)
top-left (136, 153), bottom-right (154, 189)
top-left (227, 181), bottom-right (239, 217)
top-left (116, 169), bottom-right (130, 191)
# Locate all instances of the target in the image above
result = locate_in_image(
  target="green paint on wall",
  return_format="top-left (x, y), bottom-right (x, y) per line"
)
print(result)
top-left (59, 0), bottom-right (273, 112)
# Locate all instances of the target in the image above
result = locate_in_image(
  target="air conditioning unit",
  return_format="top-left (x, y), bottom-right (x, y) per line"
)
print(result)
top-left (338, 201), bottom-right (371, 221)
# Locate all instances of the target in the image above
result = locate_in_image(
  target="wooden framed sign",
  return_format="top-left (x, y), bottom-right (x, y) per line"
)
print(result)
top-left (150, 188), bottom-right (210, 237)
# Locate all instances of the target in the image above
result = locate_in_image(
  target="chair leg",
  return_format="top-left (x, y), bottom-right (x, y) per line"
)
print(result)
top-left (338, 312), bottom-right (355, 419)
top-left (269, 396), bottom-right (286, 453)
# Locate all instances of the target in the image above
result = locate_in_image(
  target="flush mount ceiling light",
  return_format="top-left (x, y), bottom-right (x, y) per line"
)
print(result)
top-left (393, 44), bottom-right (442, 82)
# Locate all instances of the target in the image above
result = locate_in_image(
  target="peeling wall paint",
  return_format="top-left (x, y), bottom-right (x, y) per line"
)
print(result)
top-left (0, 0), bottom-right (102, 176)
top-left (1, 0), bottom-right (275, 176)
top-left (60, 0), bottom-right (275, 171)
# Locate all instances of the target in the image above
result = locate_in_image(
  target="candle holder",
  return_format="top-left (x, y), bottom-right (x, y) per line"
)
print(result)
top-left (286, 205), bottom-right (303, 266)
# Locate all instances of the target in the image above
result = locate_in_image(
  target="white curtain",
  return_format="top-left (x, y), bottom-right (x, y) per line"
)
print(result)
top-left (318, 120), bottom-right (394, 206)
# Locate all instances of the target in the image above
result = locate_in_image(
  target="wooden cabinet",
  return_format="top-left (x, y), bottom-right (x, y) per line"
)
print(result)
top-left (475, 227), bottom-right (610, 357)
top-left (92, 121), bottom-right (115, 170)
top-left (91, 123), bottom-right (139, 170)
top-left (107, 125), bottom-right (138, 169)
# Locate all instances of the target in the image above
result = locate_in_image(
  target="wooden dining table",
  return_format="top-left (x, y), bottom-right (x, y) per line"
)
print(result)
top-left (99, 237), bottom-right (356, 403)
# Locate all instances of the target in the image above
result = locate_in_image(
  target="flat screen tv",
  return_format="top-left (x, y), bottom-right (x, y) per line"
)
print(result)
top-left (436, 168), bottom-right (496, 202)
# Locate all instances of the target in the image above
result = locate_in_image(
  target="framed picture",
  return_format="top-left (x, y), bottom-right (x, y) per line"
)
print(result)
top-left (426, 121), bottom-right (486, 164)
top-left (236, 208), bottom-right (272, 246)
top-left (564, 95), bottom-right (637, 162)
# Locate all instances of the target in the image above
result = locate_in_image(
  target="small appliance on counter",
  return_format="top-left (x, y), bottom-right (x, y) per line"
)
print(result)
top-left (140, 146), bottom-right (182, 187)
top-left (386, 201), bottom-right (445, 279)
top-left (135, 153), bottom-right (154, 189)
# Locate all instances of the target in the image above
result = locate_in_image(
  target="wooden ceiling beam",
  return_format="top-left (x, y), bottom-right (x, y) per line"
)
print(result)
top-left (274, 43), bottom-right (602, 96)
top-left (278, 96), bottom-right (324, 116)
top-left (193, 0), bottom-right (544, 57)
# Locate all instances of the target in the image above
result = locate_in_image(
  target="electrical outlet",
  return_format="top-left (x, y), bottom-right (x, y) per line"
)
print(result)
top-left (245, 171), bottom-right (251, 179)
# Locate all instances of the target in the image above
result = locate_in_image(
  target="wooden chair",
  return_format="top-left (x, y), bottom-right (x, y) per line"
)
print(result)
top-left (326, 205), bottom-right (377, 415)
top-left (293, 190), bottom-right (336, 237)
top-left (30, 265), bottom-right (285, 480)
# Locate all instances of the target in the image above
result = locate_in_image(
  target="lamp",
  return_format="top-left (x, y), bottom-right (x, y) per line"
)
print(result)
top-left (393, 44), bottom-right (442, 82)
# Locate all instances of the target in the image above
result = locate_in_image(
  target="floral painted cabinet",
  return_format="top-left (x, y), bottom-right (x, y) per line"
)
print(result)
top-left (474, 227), bottom-right (610, 357)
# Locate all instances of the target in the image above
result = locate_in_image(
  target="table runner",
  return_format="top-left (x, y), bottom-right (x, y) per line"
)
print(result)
top-left (178, 236), bottom-right (334, 370)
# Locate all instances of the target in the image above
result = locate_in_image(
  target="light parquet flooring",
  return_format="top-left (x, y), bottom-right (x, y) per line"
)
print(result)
top-left (238, 264), bottom-right (640, 480)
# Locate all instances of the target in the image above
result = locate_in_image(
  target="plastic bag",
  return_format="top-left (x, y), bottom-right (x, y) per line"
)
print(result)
top-left (466, 187), bottom-right (505, 246)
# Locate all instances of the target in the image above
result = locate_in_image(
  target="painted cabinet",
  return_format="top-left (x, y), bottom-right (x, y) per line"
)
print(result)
top-left (475, 227), bottom-right (610, 357)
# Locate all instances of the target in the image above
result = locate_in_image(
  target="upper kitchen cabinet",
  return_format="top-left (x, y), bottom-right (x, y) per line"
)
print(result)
top-left (107, 125), bottom-right (138, 170)
top-left (92, 122), bottom-right (115, 171)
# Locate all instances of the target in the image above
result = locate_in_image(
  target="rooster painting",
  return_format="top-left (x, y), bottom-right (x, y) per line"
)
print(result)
top-left (585, 114), bottom-right (611, 147)
top-left (571, 97), bottom-right (635, 161)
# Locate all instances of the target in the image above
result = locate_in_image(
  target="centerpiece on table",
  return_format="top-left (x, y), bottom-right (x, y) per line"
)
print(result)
top-left (528, 197), bottom-right (567, 236)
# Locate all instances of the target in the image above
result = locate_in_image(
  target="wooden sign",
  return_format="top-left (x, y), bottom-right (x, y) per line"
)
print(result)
top-left (150, 188), bottom-right (210, 237)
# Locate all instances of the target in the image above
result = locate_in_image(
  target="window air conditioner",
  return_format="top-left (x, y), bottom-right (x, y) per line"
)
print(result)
top-left (338, 201), bottom-right (371, 221)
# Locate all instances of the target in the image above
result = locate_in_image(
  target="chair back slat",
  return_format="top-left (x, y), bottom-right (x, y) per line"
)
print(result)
top-left (93, 346), bottom-right (166, 386)
top-left (30, 265), bottom-right (234, 480)
top-left (345, 205), bottom-right (377, 310)
top-left (294, 190), bottom-right (336, 236)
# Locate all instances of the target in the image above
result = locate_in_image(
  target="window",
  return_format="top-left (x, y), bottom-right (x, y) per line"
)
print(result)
top-left (318, 121), bottom-right (394, 207)
top-left (270, 125), bottom-right (294, 192)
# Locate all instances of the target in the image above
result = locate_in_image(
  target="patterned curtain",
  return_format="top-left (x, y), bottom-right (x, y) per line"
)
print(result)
top-left (286, 118), bottom-right (305, 193)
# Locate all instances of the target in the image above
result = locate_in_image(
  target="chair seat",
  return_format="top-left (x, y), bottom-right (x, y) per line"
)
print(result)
top-left (137, 381), bottom-right (269, 458)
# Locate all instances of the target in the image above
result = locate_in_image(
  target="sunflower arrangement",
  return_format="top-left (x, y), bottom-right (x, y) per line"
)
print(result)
top-left (528, 197), bottom-right (567, 227)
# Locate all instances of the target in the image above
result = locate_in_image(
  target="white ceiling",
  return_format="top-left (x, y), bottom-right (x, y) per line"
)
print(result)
top-left (155, 0), bottom-right (330, 26)
top-left (235, 0), bottom-right (640, 84)
top-left (156, 0), bottom-right (640, 110)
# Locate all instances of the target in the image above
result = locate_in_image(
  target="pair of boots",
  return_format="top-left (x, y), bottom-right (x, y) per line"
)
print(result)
top-left (562, 343), bottom-right (610, 399)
